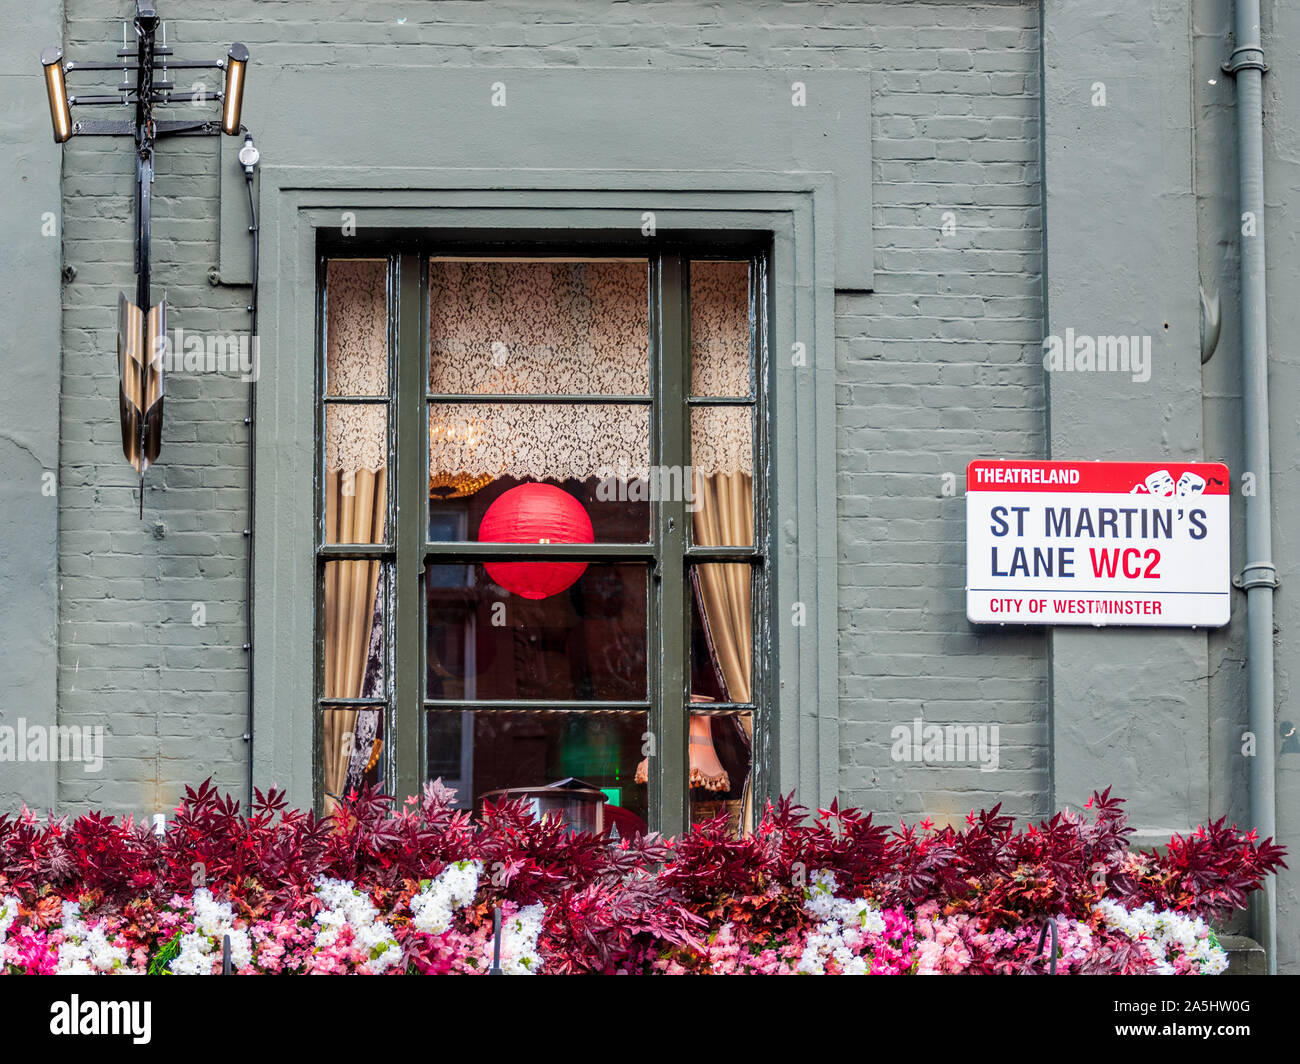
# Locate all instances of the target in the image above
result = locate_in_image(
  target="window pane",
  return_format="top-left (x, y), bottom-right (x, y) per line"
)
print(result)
top-left (690, 407), bottom-right (753, 547)
top-left (690, 260), bottom-right (751, 398)
top-left (325, 405), bottom-right (388, 544)
top-left (323, 560), bottom-right (387, 697)
top-left (428, 403), bottom-right (650, 541)
top-left (425, 563), bottom-right (647, 701)
top-left (428, 259), bottom-right (650, 396)
top-left (426, 710), bottom-right (475, 803)
top-left (428, 709), bottom-right (649, 833)
top-left (689, 563), bottom-right (752, 704)
top-left (325, 259), bottom-right (387, 396)
top-left (688, 711), bottom-right (753, 833)
top-left (322, 706), bottom-right (385, 807)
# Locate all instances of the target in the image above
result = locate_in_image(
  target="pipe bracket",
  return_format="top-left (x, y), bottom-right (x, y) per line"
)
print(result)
top-left (1200, 285), bottom-right (1222, 364)
top-left (1222, 46), bottom-right (1268, 76)
top-left (1234, 562), bottom-right (1279, 591)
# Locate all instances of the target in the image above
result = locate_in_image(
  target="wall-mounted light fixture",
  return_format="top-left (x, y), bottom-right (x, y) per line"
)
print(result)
top-left (222, 43), bottom-right (249, 136)
top-left (40, 1), bottom-right (252, 515)
top-left (41, 46), bottom-right (72, 143)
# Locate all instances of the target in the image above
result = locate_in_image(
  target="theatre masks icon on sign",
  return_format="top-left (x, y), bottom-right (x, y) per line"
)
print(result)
top-left (1128, 468), bottom-right (1212, 497)
top-left (1142, 469), bottom-right (1176, 497)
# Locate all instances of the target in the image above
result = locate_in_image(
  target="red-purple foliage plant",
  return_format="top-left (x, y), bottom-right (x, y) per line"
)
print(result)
top-left (0, 780), bottom-right (1285, 970)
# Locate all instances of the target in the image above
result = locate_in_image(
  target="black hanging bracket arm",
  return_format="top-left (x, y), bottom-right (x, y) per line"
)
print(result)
top-left (39, 2), bottom-right (251, 517)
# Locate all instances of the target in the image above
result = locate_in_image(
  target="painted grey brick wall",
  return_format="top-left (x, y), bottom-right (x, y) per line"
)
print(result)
top-left (53, 0), bottom-right (1045, 820)
top-left (836, 3), bottom-right (1047, 823)
top-left (57, 114), bottom-right (251, 815)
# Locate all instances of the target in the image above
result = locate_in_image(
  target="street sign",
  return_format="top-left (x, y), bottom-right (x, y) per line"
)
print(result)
top-left (966, 460), bottom-right (1230, 627)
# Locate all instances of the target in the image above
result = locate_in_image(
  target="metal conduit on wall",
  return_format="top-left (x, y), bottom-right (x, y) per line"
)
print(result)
top-left (1226, 0), bottom-right (1279, 975)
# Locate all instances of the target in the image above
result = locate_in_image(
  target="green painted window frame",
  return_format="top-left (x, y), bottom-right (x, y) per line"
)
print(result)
top-left (251, 181), bottom-right (839, 823)
top-left (313, 239), bottom-right (772, 838)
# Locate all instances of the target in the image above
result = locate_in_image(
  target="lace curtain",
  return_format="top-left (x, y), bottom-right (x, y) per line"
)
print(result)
top-left (323, 259), bottom-right (754, 480)
top-left (325, 259), bottom-right (387, 474)
top-left (423, 260), bottom-right (752, 482)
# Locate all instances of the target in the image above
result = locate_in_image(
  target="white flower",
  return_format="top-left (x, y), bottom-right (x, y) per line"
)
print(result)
top-left (168, 932), bottom-right (216, 976)
top-left (410, 861), bottom-right (481, 936)
top-left (166, 888), bottom-right (251, 975)
top-left (191, 888), bottom-right (239, 940)
top-left (227, 929), bottom-right (253, 970)
top-left (490, 902), bottom-right (546, 975)
top-left (306, 876), bottom-right (402, 972)
top-left (0, 896), bottom-right (19, 945)
top-left (85, 927), bottom-right (128, 973)
top-left (793, 872), bottom-right (884, 974)
top-left (51, 903), bottom-right (128, 974)
top-left (840, 954), bottom-right (869, 976)
top-left (1096, 899), bottom-right (1227, 975)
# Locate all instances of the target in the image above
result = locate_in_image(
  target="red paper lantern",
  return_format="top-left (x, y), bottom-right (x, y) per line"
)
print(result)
top-left (478, 483), bottom-right (594, 600)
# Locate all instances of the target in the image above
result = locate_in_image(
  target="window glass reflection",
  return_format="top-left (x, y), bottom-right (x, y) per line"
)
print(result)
top-left (687, 711), bottom-right (752, 834)
top-left (427, 709), bottom-right (648, 835)
top-left (426, 563), bottom-right (647, 702)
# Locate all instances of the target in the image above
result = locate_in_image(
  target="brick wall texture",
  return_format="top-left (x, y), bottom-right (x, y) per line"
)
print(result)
top-left (54, 0), bottom-right (1046, 821)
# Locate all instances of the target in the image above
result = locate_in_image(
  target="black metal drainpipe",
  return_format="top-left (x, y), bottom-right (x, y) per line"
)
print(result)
top-left (241, 132), bottom-right (260, 810)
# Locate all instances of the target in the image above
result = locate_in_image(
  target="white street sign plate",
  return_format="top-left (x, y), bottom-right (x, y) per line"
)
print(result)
top-left (966, 460), bottom-right (1230, 627)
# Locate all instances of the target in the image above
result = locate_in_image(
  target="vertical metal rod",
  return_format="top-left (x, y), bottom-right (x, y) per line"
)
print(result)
top-left (489, 906), bottom-right (503, 974)
top-left (1034, 917), bottom-right (1058, 975)
top-left (244, 161), bottom-right (259, 810)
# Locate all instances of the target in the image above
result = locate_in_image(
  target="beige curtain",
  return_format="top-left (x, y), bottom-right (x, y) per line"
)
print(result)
top-left (692, 470), bottom-right (754, 827)
top-left (322, 466), bottom-right (387, 814)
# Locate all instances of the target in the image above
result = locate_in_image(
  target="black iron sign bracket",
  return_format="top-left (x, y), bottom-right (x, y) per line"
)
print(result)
top-left (41, 1), bottom-right (250, 516)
